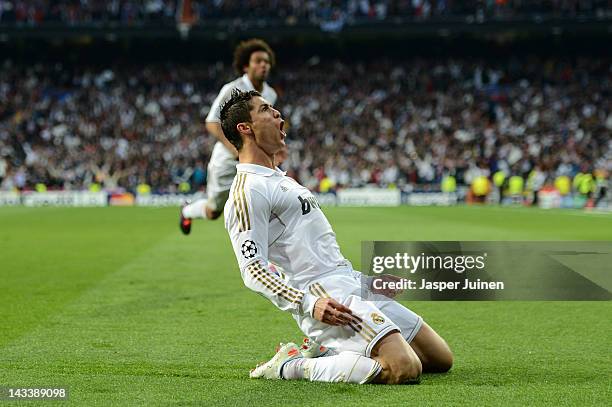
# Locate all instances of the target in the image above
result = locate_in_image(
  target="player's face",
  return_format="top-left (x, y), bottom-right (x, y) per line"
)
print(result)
top-left (249, 96), bottom-right (286, 155)
top-left (244, 51), bottom-right (271, 82)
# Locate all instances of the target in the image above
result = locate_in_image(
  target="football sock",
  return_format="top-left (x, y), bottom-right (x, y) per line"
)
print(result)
top-left (320, 348), bottom-right (338, 357)
top-left (281, 352), bottom-right (382, 384)
top-left (182, 199), bottom-right (208, 219)
top-left (280, 357), bottom-right (307, 380)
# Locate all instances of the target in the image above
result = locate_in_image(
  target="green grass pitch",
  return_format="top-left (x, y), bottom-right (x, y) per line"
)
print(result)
top-left (1, 206), bottom-right (611, 406)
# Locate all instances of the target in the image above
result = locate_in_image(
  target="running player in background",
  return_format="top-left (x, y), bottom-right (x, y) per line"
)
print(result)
top-left (180, 38), bottom-right (279, 234)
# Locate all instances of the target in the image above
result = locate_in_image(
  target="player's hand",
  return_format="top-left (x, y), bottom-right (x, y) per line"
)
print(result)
top-left (370, 274), bottom-right (405, 298)
top-left (313, 298), bottom-right (358, 326)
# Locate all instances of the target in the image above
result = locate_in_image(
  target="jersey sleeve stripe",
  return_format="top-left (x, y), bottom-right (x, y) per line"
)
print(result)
top-left (233, 173), bottom-right (247, 232)
top-left (239, 173), bottom-right (251, 230)
top-left (248, 265), bottom-right (297, 303)
top-left (232, 182), bottom-right (244, 232)
top-left (254, 269), bottom-right (300, 301)
top-left (252, 262), bottom-right (303, 299)
top-left (248, 262), bottom-right (303, 304)
top-left (255, 263), bottom-right (304, 302)
top-left (236, 174), bottom-right (246, 232)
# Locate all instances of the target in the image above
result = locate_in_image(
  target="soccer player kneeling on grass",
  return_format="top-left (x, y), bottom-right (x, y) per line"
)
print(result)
top-left (221, 89), bottom-right (453, 384)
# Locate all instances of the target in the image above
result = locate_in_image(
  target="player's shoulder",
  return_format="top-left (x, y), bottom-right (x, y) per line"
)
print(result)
top-left (235, 165), bottom-right (284, 196)
top-left (263, 83), bottom-right (278, 101)
top-left (229, 75), bottom-right (249, 88)
top-left (217, 77), bottom-right (242, 95)
top-left (225, 170), bottom-right (271, 227)
top-left (264, 82), bottom-right (277, 95)
top-left (236, 169), bottom-right (277, 191)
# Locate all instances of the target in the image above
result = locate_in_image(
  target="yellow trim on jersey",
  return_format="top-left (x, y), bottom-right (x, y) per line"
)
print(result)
top-left (239, 173), bottom-right (251, 230)
top-left (233, 174), bottom-right (246, 232)
top-left (248, 262), bottom-right (303, 304)
top-left (309, 284), bottom-right (323, 298)
top-left (233, 173), bottom-right (252, 232)
top-left (309, 283), bottom-right (328, 299)
top-left (358, 319), bottom-right (377, 339)
top-left (309, 282), bottom-right (377, 342)
top-left (348, 320), bottom-right (375, 342)
top-left (314, 283), bottom-right (330, 298)
top-left (253, 262), bottom-right (303, 299)
top-left (252, 264), bottom-right (299, 302)
top-left (249, 265), bottom-right (297, 303)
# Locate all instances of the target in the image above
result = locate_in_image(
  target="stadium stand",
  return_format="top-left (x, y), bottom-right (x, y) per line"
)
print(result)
top-left (0, 0), bottom-right (610, 25)
top-left (0, 56), bottom-right (609, 198)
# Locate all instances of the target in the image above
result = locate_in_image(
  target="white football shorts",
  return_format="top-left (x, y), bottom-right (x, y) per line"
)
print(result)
top-left (206, 142), bottom-right (238, 212)
top-left (294, 270), bottom-right (423, 357)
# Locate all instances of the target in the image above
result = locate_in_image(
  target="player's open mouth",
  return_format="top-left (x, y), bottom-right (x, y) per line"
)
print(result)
top-left (279, 120), bottom-right (286, 138)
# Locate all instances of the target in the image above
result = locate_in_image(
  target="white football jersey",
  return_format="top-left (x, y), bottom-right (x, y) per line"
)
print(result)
top-left (206, 74), bottom-right (277, 160)
top-left (206, 74), bottom-right (277, 123)
top-left (225, 163), bottom-right (350, 316)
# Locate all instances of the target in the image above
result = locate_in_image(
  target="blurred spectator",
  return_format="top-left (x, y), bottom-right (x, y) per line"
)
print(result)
top-left (0, 0), bottom-right (610, 25)
top-left (0, 56), bottom-right (610, 193)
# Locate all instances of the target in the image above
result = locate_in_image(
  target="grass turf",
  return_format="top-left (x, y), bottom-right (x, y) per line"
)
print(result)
top-left (0, 206), bottom-right (610, 406)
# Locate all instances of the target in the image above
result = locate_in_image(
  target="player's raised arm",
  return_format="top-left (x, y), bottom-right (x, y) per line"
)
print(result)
top-left (206, 84), bottom-right (239, 157)
top-left (205, 121), bottom-right (238, 157)
top-left (226, 183), bottom-right (318, 317)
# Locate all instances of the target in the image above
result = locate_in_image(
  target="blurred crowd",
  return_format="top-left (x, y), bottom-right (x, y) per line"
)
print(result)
top-left (278, 57), bottom-right (610, 193)
top-left (0, 0), bottom-right (609, 25)
top-left (0, 56), bottom-right (610, 194)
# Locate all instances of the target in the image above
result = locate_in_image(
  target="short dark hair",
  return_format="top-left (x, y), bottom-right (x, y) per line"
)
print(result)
top-left (233, 38), bottom-right (276, 75)
top-left (220, 89), bottom-right (261, 151)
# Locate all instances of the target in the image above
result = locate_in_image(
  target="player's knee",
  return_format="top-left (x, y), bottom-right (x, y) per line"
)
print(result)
top-left (428, 344), bottom-right (453, 373)
top-left (379, 354), bottom-right (422, 384)
top-left (206, 208), bottom-right (222, 220)
top-left (436, 349), bottom-right (453, 373)
top-left (390, 363), bottom-right (422, 384)
top-left (396, 354), bottom-right (422, 383)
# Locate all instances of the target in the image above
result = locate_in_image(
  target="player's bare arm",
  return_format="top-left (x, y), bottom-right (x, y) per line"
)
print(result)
top-left (205, 121), bottom-right (239, 157)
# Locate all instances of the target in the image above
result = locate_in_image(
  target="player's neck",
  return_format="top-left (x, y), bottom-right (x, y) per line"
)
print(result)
top-left (239, 147), bottom-right (274, 169)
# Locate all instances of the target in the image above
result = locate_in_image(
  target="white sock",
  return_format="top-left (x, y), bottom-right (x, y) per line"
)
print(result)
top-left (281, 352), bottom-right (382, 384)
top-left (182, 199), bottom-right (208, 219)
top-left (320, 348), bottom-right (338, 357)
top-left (281, 357), bottom-right (307, 380)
